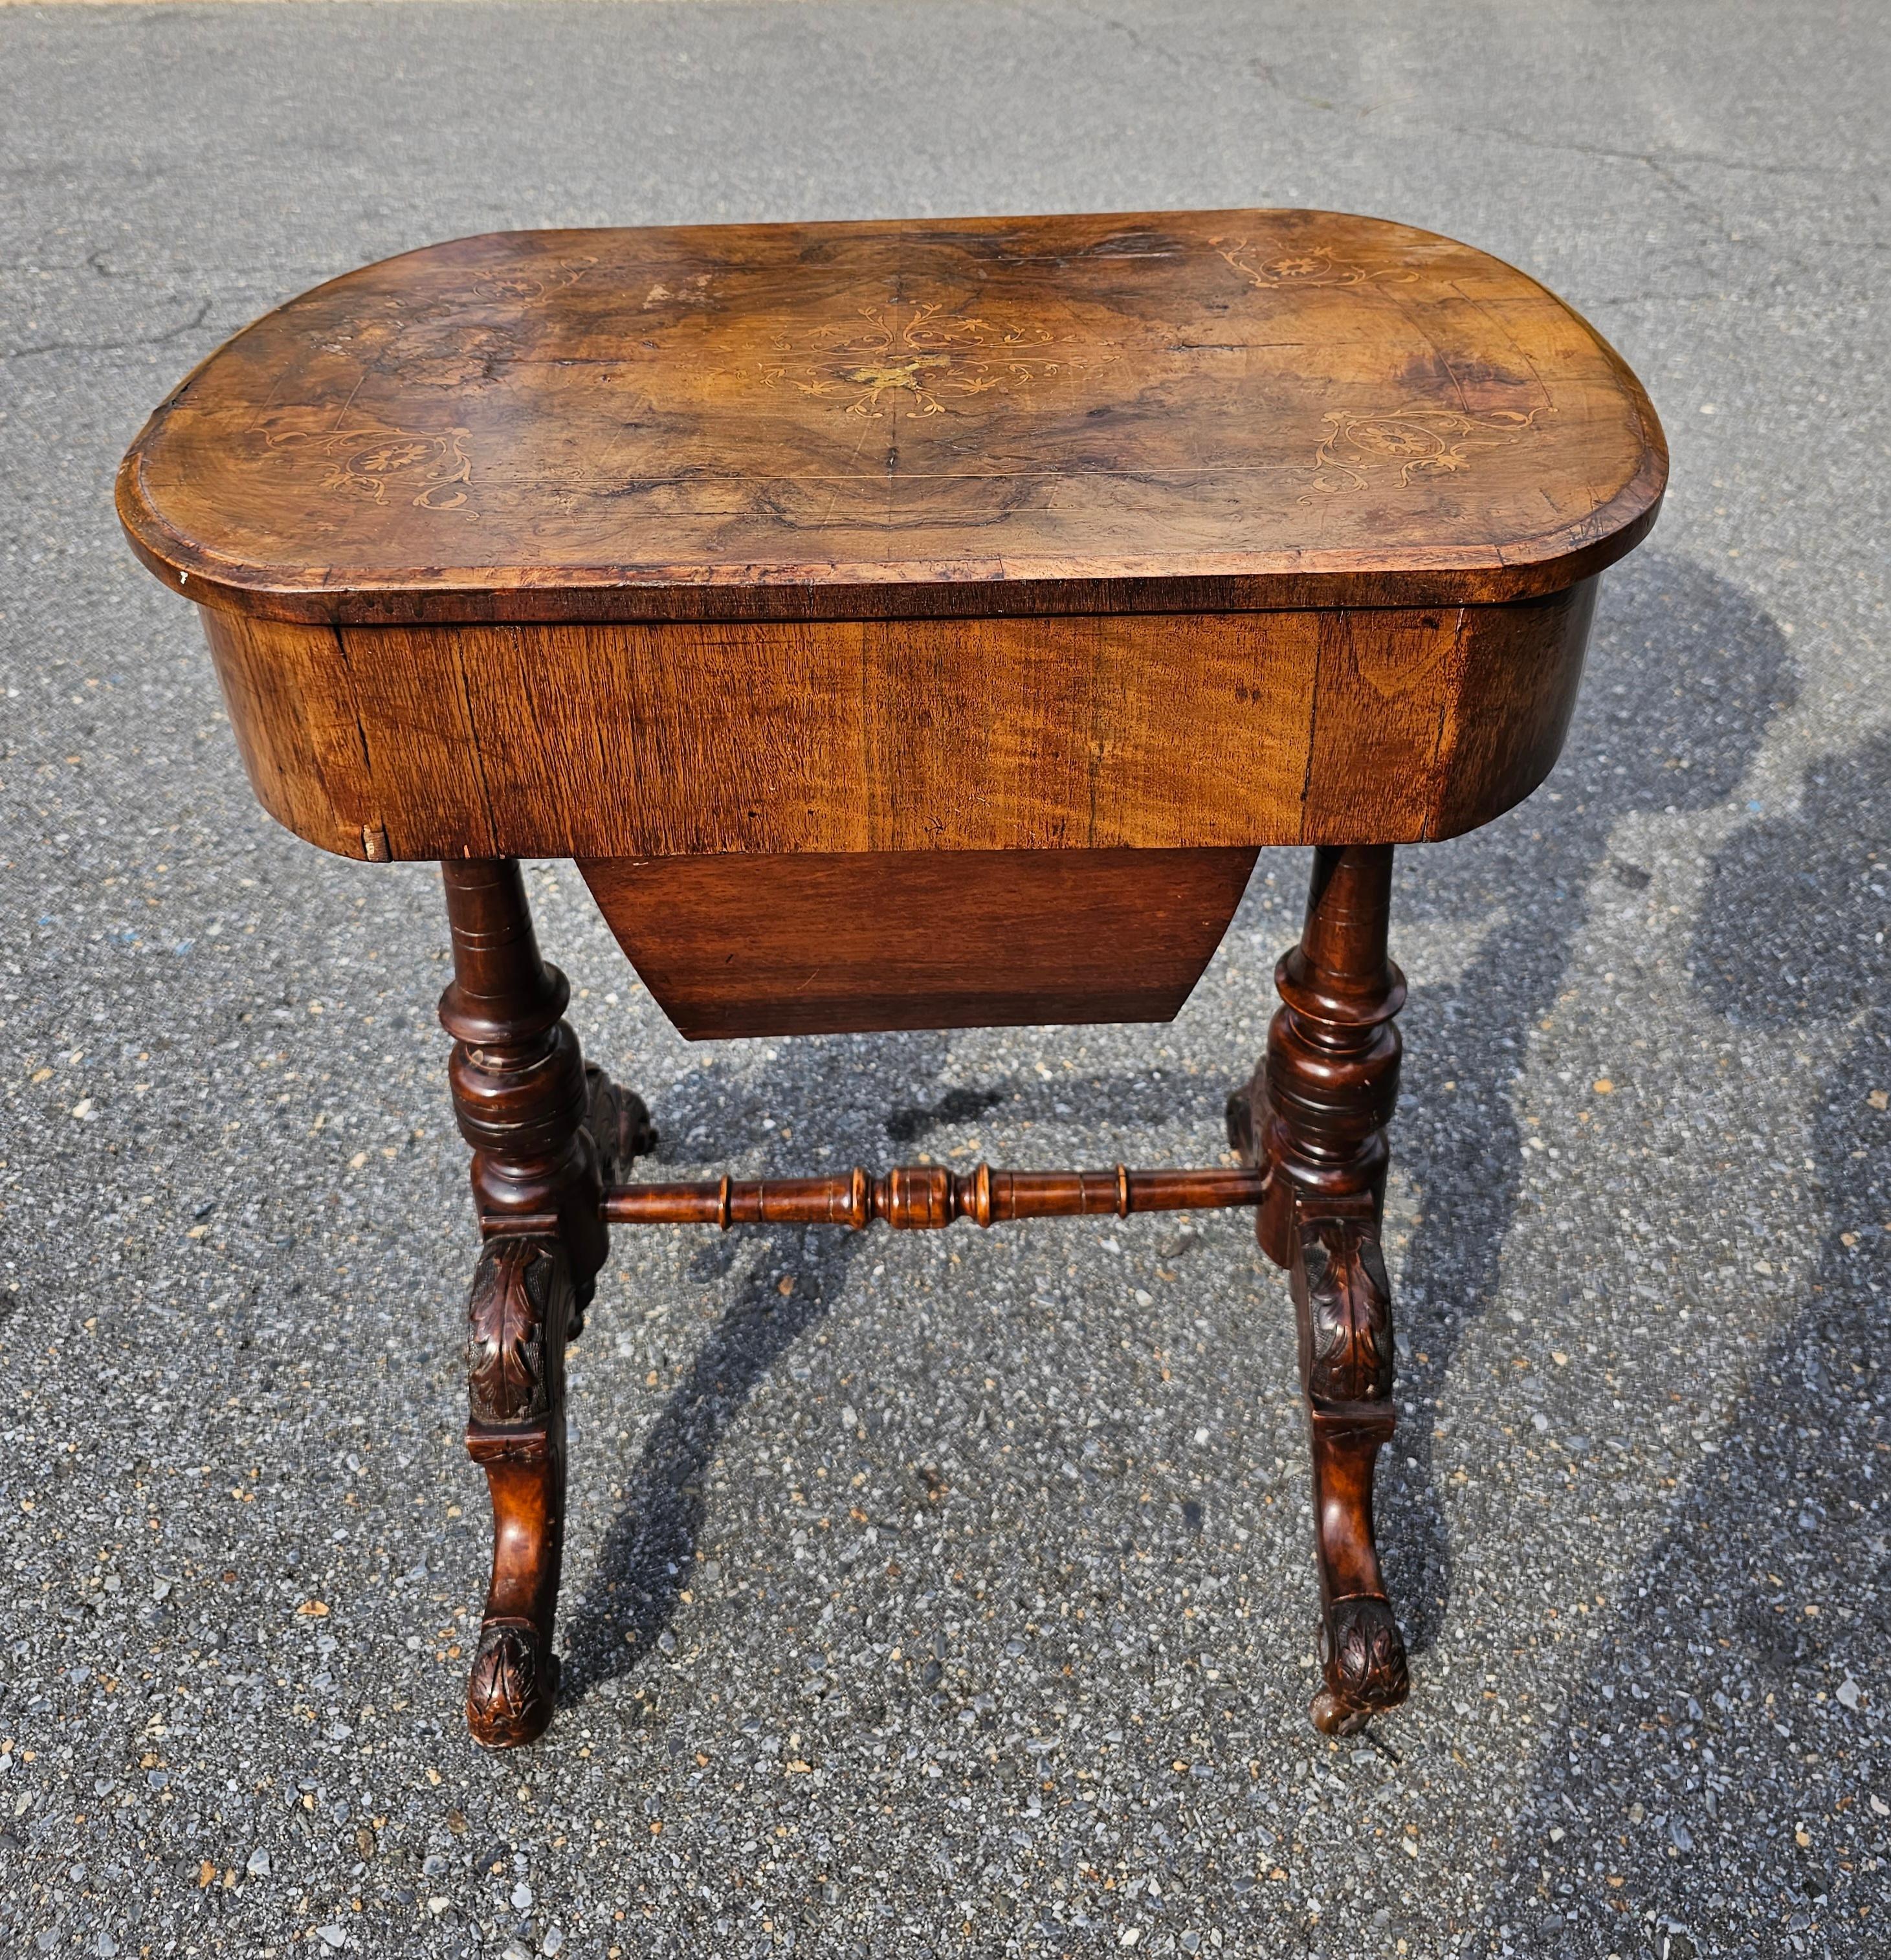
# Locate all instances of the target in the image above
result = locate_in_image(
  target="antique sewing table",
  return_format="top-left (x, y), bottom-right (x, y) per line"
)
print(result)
top-left (117, 210), bottom-right (1664, 1749)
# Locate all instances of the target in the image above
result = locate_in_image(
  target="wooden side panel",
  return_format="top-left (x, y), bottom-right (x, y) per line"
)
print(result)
top-left (458, 619), bottom-right (879, 857)
top-left (578, 848), bottom-right (1260, 1037)
top-left (334, 624), bottom-right (502, 859)
top-left (1299, 606), bottom-right (1469, 840)
top-left (199, 588), bottom-right (1596, 862)
top-left (198, 606), bottom-right (375, 859)
top-left (850, 611), bottom-right (1327, 851)
top-left (1428, 578), bottom-right (1597, 841)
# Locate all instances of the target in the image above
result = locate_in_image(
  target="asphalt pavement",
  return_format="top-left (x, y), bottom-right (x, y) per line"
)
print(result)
top-left (0, 3), bottom-right (1887, 1956)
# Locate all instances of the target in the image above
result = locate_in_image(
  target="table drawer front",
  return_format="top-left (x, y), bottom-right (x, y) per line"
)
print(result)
top-left (199, 581), bottom-right (1594, 861)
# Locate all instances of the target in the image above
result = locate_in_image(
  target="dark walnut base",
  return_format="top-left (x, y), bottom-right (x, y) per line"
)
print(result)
top-left (1226, 844), bottom-right (1411, 1735)
top-left (440, 864), bottom-right (657, 1750)
top-left (439, 845), bottom-right (1411, 1748)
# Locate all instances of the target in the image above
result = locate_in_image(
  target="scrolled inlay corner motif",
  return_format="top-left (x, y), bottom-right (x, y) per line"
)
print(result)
top-left (466, 1235), bottom-right (568, 1426)
top-left (1307, 403), bottom-right (1545, 498)
top-left (1213, 237), bottom-right (1417, 293)
top-left (255, 254), bottom-right (602, 516)
top-left (263, 415), bottom-right (475, 512)
top-left (465, 256), bottom-right (597, 308)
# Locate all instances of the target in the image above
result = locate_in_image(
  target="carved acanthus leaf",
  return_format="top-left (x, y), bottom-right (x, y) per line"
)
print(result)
top-left (465, 1622), bottom-right (549, 1745)
top-left (1298, 1217), bottom-right (1394, 1405)
top-left (1321, 1596), bottom-right (1409, 1708)
top-left (466, 1237), bottom-right (566, 1425)
top-left (583, 1063), bottom-right (656, 1187)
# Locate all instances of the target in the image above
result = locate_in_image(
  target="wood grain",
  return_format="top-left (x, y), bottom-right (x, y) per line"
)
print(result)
top-left (1227, 844), bottom-right (1410, 1734)
top-left (113, 209), bottom-right (1671, 1752)
top-left (195, 581), bottom-right (1596, 862)
top-left (578, 846), bottom-right (1259, 1037)
top-left (119, 210), bottom-right (1664, 625)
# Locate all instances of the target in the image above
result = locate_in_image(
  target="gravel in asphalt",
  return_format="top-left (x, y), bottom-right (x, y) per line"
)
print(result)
top-left (0, 3), bottom-right (1887, 1956)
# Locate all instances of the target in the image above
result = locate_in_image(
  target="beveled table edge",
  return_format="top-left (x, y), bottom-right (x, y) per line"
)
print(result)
top-left (116, 470), bottom-right (1664, 625)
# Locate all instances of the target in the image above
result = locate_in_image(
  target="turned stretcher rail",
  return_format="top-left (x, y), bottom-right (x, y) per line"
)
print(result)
top-left (481, 1163), bottom-right (1270, 1237)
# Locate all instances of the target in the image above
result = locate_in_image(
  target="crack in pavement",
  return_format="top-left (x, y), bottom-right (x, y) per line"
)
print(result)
top-left (3, 296), bottom-right (212, 361)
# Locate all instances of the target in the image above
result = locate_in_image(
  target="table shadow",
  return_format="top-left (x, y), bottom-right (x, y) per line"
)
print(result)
top-left (557, 1039), bottom-right (1215, 1698)
top-left (1470, 730), bottom-right (1891, 1954)
top-left (556, 547), bottom-right (1797, 1708)
top-left (1374, 548), bottom-right (1796, 1658)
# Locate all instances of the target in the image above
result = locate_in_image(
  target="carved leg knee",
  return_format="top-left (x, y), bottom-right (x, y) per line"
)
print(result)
top-left (568, 1064), bottom-right (656, 1341)
top-left (584, 1061), bottom-right (657, 1184)
top-left (464, 1234), bottom-right (571, 1749)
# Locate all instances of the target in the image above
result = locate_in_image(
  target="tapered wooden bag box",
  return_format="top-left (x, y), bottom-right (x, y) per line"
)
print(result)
top-left (119, 210), bottom-right (1664, 1743)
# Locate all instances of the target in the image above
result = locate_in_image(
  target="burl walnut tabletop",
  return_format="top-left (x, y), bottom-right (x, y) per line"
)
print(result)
top-left (119, 210), bottom-right (1664, 1748)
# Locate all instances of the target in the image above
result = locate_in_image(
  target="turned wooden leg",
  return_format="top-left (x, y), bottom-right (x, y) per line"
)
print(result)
top-left (439, 859), bottom-right (653, 1748)
top-left (1228, 844), bottom-right (1410, 1734)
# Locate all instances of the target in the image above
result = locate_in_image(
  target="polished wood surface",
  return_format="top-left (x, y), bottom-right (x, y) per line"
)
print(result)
top-left (118, 210), bottom-right (1661, 624)
top-left (194, 578), bottom-right (1596, 864)
top-left (480, 1161), bottom-right (1272, 1242)
top-left (595, 1162), bottom-right (1269, 1230)
top-left (129, 210), bottom-right (1653, 881)
top-left (1227, 844), bottom-right (1410, 1733)
top-left (440, 862), bottom-right (653, 1746)
top-left (579, 846), bottom-right (1258, 1037)
top-left (115, 210), bottom-right (1666, 1749)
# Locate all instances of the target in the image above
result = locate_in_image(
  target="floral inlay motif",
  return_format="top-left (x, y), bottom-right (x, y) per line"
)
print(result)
top-left (263, 418), bottom-right (474, 511)
top-left (1307, 404), bottom-right (1543, 497)
top-left (758, 302), bottom-right (1095, 417)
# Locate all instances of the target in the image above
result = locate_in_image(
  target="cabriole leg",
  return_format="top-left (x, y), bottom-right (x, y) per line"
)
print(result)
top-left (464, 1234), bottom-right (571, 1748)
top-left (439, 859), bottom-right (653, 1748)
top-left (1228, 844), bottom-right (1410, 1734)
